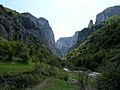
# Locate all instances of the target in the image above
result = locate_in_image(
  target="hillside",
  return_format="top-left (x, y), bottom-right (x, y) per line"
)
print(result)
top-left (65, 14), bottom-right (120, 69)
top-left (65, 15), bottom-right (120, 90)
top-left (0, 5), bottom-right (62, 65)
top-left (0, 5), bottom-right (67, 89)
top-left (56, 5), bottom-right (120, 57)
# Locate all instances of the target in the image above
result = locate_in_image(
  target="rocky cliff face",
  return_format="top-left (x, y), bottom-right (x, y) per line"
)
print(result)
top-left (74, 5), bottom-right (120, 50)
top-left (95, 5), bottom-right (120, 24)
top-left (38, 17), bottom-right (55, 46)
top-left (56, 27), bottom-right (94, 57)
top-left (22, 13), bottom-right (60, 56)
top-left (22, 13), bottom-right (55, 46)
top-left (56, 5), bottom-right (120, 56)
top-left (56, 32), bottom-right (78, 56)
top-left (69, 27), bottom-right (94, 51)
top-left (0, 6), bottom-right (60, 56)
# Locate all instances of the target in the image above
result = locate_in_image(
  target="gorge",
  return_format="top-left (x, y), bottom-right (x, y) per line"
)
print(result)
top-left (0, 4), bottom-right (120, 90)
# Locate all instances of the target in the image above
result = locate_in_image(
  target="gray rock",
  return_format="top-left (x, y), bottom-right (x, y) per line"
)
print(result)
top-left (88, 20), bottom-right (93, 28)
top-left (22, 13), bottom-right (38, 25)
top-left (0, 24), bottom-right (8, 38)
top-left (38, 17), bottom-right (55, 46)
top-left (56, 32), bottom-right (79, 56)
top-left (95, 5), bottom-right (120, 24)
top-left (22, 13), bottom-right (60, 56)
top-left (22, 13), bottom-right (55, 46)
top-left (0, 7), bottom-right (60, 56)
top-left (69, 27), bottom-right (94, 51)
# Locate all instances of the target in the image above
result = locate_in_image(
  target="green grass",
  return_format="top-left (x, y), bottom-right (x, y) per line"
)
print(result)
top-left (86, 77), bottom-right (97, 90)
top-left (47, 78), bottom-right (79, 90)
top-left (0, 63), bottom-right (35, 75)
top-left (68, 72), bottom-right (79, 81)
top-left (29, 78), bottom-right (80, 90)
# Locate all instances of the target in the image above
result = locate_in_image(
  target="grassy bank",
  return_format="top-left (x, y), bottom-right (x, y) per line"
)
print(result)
top-left (0, 63), bottom-right (35, 75)
top-left (26, 78), bottom-right (80, 90)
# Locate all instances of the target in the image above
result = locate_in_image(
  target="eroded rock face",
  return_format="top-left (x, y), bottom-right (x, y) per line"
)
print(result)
top-left (22, 13), bottom-right (55, 46)
top-left (69, 27), bottom-right (94, 51)
top-left (0, 7), bottom-right (60, 56)
top-left (88, 20), bottom-right (93, 28)
top-left (22, 13), bottom-right (60, 56)
top-left (56, 32), bottom-right (79, 56)
top-left (0, 24), bottom-right (8, 38)
top-left (95, 5), bottom-right (120, 24)
top-left (38, 17), bottom-right (55, 46)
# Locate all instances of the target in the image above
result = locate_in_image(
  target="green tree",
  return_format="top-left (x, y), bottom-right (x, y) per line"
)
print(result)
top-left (97, 61), bottom-right (120, 90)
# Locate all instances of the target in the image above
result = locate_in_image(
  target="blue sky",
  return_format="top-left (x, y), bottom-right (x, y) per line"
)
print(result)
top-left (1, 0), bottom-right (120, 41)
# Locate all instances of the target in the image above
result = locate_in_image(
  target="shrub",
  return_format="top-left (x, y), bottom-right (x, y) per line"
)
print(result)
top-left (97, 61), bottom-right (120, 90)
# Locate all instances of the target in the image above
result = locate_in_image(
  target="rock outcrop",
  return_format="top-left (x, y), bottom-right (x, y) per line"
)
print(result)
top-left (22, 13), bottom-right (55, 46)
top-left (56, 32), bottom-right (79, 56)
top-left (0, 6), bottom-right (60, 56)
top-left (22, 13), bottom-right (60, 56)
top-left (69, 27), bottom-right (94, 51)
top-left (56, 27), bottom-right (95, 57)
top-left (95, 5), bottom-right (120, 24)
top-left (88, 20), bottom-right (93, 28)
top-left (38, 17), bottom-right (55, 46)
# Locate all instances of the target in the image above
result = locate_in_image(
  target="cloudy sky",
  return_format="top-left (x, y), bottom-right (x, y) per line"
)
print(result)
top-left (1, 0), bottom-right (120, 41)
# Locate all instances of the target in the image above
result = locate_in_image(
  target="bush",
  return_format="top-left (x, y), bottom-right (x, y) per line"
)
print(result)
top-left (97, 61), bottom-right (120, 90)
top-left (12, 57), bottom-right (23, 63)
top-left (0, 38), bottom-right (29, 63)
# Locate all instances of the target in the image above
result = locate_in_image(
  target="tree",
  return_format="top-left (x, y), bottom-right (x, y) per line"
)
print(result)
top-left (97, 61), bottom-right (120, 90)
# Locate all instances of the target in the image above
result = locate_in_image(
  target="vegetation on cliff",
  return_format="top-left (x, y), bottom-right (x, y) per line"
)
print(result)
top-left (65, 15), bottom-right (120, 90)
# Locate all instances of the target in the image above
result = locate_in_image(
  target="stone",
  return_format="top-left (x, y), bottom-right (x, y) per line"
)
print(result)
top-left (88, 20), bottom-right (93, 28)
top-left (56, 31), bottom-right (79, 56)
top-left (95, 5), bottom-right (120, 24)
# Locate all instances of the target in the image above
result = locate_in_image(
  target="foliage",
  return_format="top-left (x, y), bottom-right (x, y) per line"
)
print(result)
top-left (97, 61), bottom-right (120, 90)
top-left (65, 15), bottom-right (120, 90)
top-left (0, 38), bottom-right (29, 63)
top-left (35, 78), bottom-right (80, 90)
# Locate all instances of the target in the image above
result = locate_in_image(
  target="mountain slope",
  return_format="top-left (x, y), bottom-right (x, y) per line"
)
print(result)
top-left (0, 5), bottom-right (64, 89)
top-left (56, 5), bottom-right (120, 57)
top-left (71, 5), bottom-right (120, 52)
top-left (22, 13), bottom-right (61, 56)
top-left (65, 14), bottom-right (120, 70)
top-left (0, 5), bottom-right (60, 56)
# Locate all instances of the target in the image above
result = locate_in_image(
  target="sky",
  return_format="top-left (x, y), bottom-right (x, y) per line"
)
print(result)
top-left (1, 0), bottom-right (120, 41)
